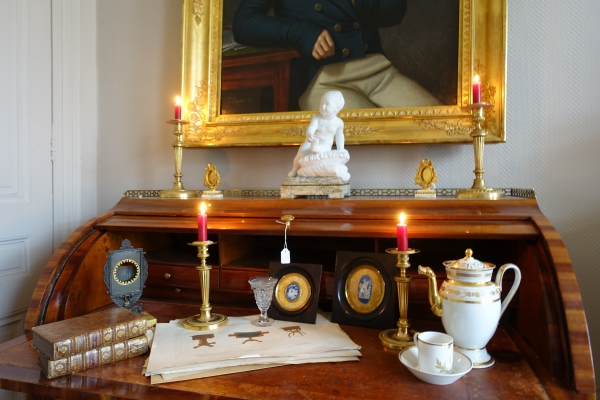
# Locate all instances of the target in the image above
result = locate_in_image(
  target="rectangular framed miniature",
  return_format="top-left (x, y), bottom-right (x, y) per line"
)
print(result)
top-left (179, 0), bottom-right (506, 147)
top-left (332, 251), bottom-right (397, 329)
top-left (267, 261), bottom-right (322, 324)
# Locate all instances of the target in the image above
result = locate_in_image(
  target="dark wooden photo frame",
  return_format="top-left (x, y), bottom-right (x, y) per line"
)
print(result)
top-left (267, 261), bottom-right (322, 324)
top-left (332, 251), bottom-right (397, 329)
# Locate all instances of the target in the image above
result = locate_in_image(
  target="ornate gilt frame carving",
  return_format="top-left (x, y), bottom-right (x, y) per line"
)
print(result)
top-left (180, 0), bottom-right (506, 147)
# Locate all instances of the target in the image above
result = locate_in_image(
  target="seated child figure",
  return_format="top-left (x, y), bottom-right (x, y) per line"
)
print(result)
top-left (288, 91), bottom-right (349, 181)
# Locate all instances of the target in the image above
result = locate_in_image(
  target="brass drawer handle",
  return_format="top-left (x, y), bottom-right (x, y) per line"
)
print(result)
top-left (164, 273), bottom-right (171, 280)
top-left (174, 288), bottom-right (181, 293)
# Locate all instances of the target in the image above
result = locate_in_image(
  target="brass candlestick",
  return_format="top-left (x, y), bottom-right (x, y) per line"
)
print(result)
top-left (160, 119), bottom-right (198, 198)
top-left (456, 103), bottom-right (504, 199)
top-left (379, 248), bottom-right (420, 350)
top-left (183, 240), bottom-right (228, 330)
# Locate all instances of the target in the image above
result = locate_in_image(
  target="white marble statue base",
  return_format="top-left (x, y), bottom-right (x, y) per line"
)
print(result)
top-left (201, 190), bottom-right (224, 199)
top-left (280, 177), bottom-right (350, 199)
top-left (415, 189), bottom-right (436, 199)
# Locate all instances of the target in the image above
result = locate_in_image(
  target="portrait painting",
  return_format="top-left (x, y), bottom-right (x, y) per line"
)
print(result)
top-left (220, 0), bottom-right (459, 114)
top-left (180, 0), bottom-right (506, 147)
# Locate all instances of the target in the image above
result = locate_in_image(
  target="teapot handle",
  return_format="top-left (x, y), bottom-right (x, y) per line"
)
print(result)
top-left (496, 263), bottom-right (522, 317)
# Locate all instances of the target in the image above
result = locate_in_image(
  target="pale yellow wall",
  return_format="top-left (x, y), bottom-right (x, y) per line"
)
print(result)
top-left (96, 0), bottom-right (600, 384)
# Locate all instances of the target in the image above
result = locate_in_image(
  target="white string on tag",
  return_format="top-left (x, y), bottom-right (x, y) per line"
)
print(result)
top-left (276, 219), bottom-right (291, 264)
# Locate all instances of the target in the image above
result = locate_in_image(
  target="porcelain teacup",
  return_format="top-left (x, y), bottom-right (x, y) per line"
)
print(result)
top-left (413, 331), bottom-right (454, 374)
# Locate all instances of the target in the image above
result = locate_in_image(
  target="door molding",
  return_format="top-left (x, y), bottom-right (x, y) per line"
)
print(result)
top-left (51, 0), bottom-right (98, 248)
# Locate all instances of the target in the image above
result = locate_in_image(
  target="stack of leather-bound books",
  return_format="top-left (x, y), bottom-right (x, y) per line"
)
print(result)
top-left (32, 307), bottom-right (149, 379)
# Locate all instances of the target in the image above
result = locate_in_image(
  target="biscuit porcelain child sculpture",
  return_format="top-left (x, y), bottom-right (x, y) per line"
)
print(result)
top-left (288, 91), bottom-right (350, 182)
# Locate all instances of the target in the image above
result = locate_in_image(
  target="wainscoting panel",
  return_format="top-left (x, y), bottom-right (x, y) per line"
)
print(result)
top-left (0, 0), bottom-right (29, 204)
top-left (0, 237), bottom-right (30, 281)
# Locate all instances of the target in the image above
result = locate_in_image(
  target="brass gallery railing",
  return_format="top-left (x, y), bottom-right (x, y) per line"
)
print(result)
top-left (122, 188), bottom-right (536, 199)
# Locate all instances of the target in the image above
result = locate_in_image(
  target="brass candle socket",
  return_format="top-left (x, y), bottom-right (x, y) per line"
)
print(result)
top-left (379, 248), bottom-right (420, 350)
top-left (456, 103), bottom-right (504, 199)
top-left (160, 119), bottom-right (198, 199)
top-left (183, 240), bottom-right (228, 330)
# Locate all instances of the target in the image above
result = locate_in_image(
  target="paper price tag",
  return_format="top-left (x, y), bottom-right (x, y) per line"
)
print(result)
top-left (281, 248), bottom-right (290, 264)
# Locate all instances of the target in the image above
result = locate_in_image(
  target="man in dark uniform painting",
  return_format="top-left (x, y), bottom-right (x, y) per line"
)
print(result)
top-left (232, 0), bottom-right (440, 111)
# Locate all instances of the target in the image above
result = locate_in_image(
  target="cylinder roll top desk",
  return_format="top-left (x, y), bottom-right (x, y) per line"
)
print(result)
top-left (0, 191), bottom-right (595, 399)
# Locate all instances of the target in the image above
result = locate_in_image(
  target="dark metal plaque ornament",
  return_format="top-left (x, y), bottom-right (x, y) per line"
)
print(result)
top-left (268, 262), bottom-right (322, 324)
top-left (103, 239), bottom-right (148, 313)
top-left (332, 251), bottom-right (397, 329)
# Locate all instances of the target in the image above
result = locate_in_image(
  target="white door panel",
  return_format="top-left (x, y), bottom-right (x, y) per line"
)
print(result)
top-left (0, 2), bottom-right (53, 399)
top-left (0, 0), bottom-right (53, 337)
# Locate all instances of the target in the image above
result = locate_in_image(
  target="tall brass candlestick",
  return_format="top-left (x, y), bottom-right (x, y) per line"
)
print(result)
top-left (379, 248), bottom-right (419, 350)
top-left (456, 103), bottom-right (504, 199)
top-left (159, 119), bottom-right (198, 198)
top-left (183, 240), bottom-right (228, 330)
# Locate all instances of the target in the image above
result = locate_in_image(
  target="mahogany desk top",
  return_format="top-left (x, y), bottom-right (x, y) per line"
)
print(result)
top-left (0, 302), bottom-right (580, 400)
top-left (5, 195), bottom-right (596, 399)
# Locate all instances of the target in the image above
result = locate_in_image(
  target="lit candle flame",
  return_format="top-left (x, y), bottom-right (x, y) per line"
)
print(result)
top-left (175, 96), bottom-right (181, 105)
top-left (200, 202), bottom-right (206, 215)
top-left (399, 212), bottom-right (406, 225)
top-left (473, 75), bottom-right (480, 84)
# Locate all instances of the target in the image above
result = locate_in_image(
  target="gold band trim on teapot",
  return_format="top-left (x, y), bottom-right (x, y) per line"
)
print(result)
top-left (445, 280), bottom-right (495, 287)
top-left (455, 344), bottom-right (485, 351)
top-left (440, 295), bottom-right (500, 305)
top-left (446, 270), bottom-right (492, 278)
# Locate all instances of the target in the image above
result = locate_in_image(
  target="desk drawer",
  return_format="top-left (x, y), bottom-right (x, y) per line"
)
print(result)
top-left (147, 264), bottom-right (218, 290)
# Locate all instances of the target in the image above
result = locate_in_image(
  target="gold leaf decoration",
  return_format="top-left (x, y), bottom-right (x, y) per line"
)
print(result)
top-left (187, 83), bottom-right (207, 135)
top-left (461, 0), bottom-right (472, 106)
top-left (193, 0), bottom-right (204, 25)
top-left (216, 107), bottom-right (463, 124)
top-left (186, 82), bottom-right (246, 143)
top-left (436, 359), bottom-right (453, 374)
top-left (415, 118), bottom-right (472, 136)
top-left (282, 126), bottom-right (306, 136)
top-left (282, 124), bottom-right (375, 137)
top-left (186, 126), bottom-right (245, 143)
top-left (344, 125), bottom-right (376, 137)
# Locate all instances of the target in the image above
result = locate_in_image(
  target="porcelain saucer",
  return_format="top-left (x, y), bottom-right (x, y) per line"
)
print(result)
top-left (399, 347), bottom-right (473, 385)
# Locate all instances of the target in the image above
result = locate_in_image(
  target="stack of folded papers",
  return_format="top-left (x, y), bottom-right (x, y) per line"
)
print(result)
top-left (145, 314), bottom-right (361, 384)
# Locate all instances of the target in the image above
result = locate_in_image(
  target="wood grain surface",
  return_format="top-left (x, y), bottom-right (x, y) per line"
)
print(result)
top-left (18, 196), bottom-right (595, 398)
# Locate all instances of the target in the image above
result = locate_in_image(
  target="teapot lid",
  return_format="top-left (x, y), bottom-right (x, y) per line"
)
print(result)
top-left (446, 249), bottom-right (493, 270)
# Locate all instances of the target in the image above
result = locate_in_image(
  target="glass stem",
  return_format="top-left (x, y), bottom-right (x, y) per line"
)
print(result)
top-left (260, 308), bottom-right (268, 321)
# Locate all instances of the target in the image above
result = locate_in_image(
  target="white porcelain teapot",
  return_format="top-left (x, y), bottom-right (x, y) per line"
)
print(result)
top-left (418, 249), bottom-right (521, 368)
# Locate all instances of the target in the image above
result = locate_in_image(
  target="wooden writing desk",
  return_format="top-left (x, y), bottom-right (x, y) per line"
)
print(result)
top-left (0, 193), bottom-right (595, 399)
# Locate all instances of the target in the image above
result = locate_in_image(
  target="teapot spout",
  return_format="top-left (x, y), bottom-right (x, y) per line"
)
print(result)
top-left (418, 266), bottom-right (443, 318)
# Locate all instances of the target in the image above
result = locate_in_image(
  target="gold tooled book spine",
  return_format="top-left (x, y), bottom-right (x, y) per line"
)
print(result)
top-left (44, 335), bottom-right (148, 379)
top-left (50, 318), bottom-right (147, 359)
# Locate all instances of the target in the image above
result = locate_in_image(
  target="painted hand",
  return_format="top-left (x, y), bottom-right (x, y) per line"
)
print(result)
top-left (311, 29), bottom-right (335, 60)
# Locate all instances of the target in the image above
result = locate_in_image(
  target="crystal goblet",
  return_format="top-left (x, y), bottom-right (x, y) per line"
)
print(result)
top-left (248, 277), bottom-right (278, 327)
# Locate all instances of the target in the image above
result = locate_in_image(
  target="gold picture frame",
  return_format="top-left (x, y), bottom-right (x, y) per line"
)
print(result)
top-left (180, 0), bottom-right (506, 147)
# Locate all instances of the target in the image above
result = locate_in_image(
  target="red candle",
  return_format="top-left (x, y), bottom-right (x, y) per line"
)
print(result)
top-left (396, 212), bottom-right (408, 251)
top-left (472, 75), bottom-right (481, 104)
top-left (174, 96), bottom-right (182, 120)
top-left (198, 202), bottom-right (208, 241)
